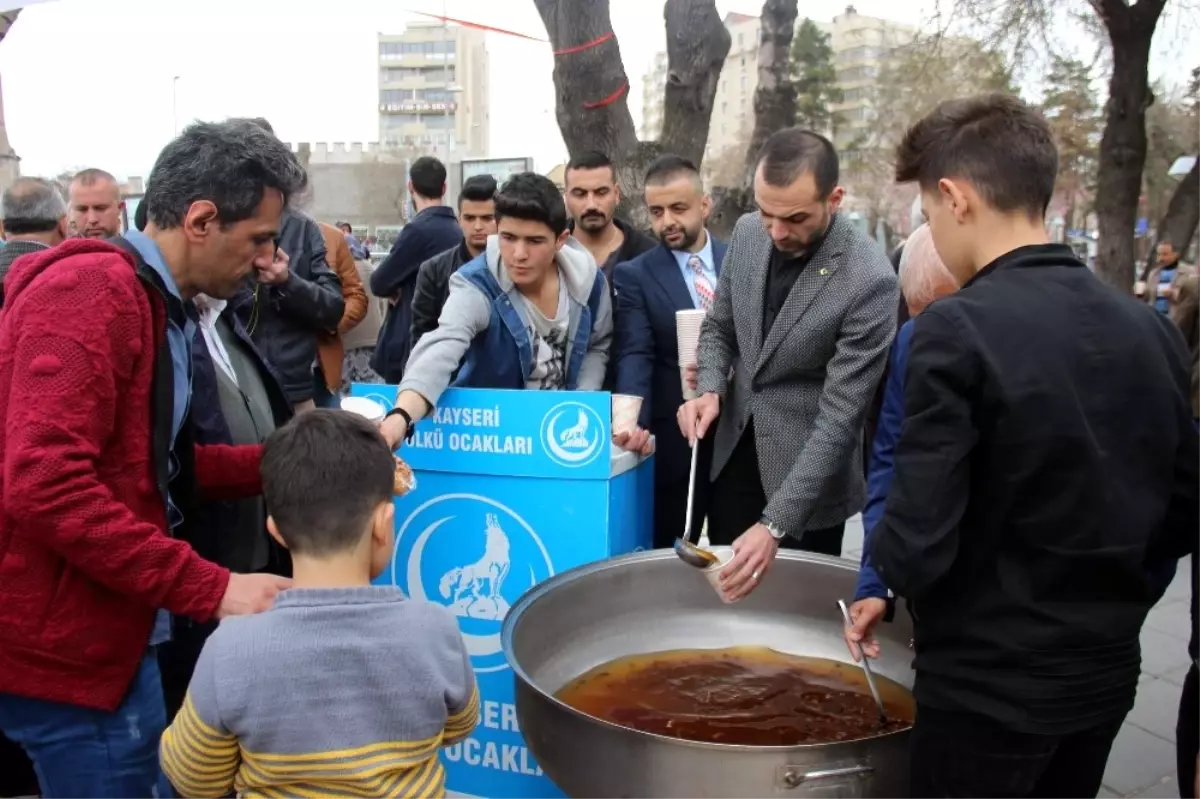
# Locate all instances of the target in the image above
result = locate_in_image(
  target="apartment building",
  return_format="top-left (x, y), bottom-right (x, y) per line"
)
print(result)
top-left (640, 6), bottom-right (915, 171)
top-left (377, 22), bottom-right (490, 158)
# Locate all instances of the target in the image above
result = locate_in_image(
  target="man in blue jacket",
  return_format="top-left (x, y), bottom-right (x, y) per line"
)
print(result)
top-left (379, 173), bottom-right (612, 448)
top-left (370, 156), bottom-right (463, 383)
top-left (612, 155), bottom-right (727, 548)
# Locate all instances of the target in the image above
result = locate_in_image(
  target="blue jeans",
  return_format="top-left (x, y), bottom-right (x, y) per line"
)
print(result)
top-left (0, 650), bottom-right (174, 798)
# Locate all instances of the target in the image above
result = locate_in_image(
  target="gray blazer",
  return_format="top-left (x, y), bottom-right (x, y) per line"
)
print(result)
top-left (696, 211), bottom-right (899, 538)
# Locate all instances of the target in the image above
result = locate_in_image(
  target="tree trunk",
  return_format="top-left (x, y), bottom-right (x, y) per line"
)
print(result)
top-left (710, 0), bottom-right (799, 239)
top-left (1157, 160), bottom-right (1200, 259)
top-left (534, 0), bottom-right (729, 230)
top-left (1089, 0), bottom-right (1166, 292)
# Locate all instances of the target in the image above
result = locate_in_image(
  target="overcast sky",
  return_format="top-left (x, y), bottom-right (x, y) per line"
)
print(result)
top-left (0, 0), bottom-right (1194, 181)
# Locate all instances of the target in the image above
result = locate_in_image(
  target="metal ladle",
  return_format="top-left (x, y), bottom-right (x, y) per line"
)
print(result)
top-left (673, 425), bottom-right (718, 569)
top-left (837, 599), bottom-right (889, 725)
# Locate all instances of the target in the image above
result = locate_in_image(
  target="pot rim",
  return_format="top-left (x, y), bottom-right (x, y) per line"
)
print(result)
top-left (501, 548), bottom-right (913, 753)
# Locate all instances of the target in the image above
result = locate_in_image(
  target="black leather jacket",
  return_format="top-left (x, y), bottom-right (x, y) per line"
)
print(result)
top-left (410, 239), bottom-right (472, 347)
top-left (233, 209), bottom-right (344, 403)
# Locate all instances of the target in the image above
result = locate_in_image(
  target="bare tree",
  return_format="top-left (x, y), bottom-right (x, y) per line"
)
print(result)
top-left (709, 0), bottom-right (799, 238)
top-left (946, 0), bottom-right (1170, 291)
top-left (533, 0), bottom-right (730, 228)
top-left (0, 8), bottom-right (19, 43)
top-left (1148, 67), bottom-right (1200, 265)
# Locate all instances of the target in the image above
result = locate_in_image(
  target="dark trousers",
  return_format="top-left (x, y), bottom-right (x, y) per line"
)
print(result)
top-left (312, 366), bottom-right (339, 409)
top-left (1180, 663), bottom-right (1199, 799)
top-left (909, 705), bottom-right (1123, 798)
top-left (0, 734), bottom-right (37, 797)
top-left (707, 421), bottom-right (845, 555)
top-left (652, 435), bottom-right (714, 550)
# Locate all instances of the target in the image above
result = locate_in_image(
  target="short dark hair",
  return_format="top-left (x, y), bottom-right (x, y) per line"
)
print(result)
top-left (495, 172), bottom-right (569, 237)
top-left (644, 154), bottom-right (701, 187)
top-left (245, 117), bottom-right (275, 136)
top-left (71, 168), bottom-right (119, 189)
top-left (756, 128), bottom-right (839, 198)
top-left (260, 410), bottom-right (396, 556)
top-left (459, 174), bottom-right (497, 206)
top-left (410, 156), bottom-right (447, 199)
top-left (565, 151), bottom-right (615, 184)
top-left (143, 119), bottom-right (307, 230)
top-left (337, 221), bottom-right (353, 233)
top-left (1, 177), bottom-right (67, 234)
top-left (134, 200), bottom-right (148, 231)
top-left (895, 93), bottom-right (1058, 218)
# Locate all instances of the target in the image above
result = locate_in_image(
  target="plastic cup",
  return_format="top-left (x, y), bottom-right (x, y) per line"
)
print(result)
top-left (676, 309), bottom-right (706, 400)
top-left (611, 394), bottom-right (643, 436)
top-left (341, 396), bottom-right (387, 423)
top-left (701, 546), bottom-right (736, 604)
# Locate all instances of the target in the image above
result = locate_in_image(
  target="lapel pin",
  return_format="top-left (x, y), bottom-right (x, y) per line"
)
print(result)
top-left (819, 267), bottom-right (829, 276)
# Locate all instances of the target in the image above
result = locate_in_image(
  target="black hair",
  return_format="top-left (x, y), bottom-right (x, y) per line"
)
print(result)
top-left (134, 200), bottom-right (148, 231)
top-left (260, 410), bottom-right (396, 556)
top-left (494, 172), bottom-right (569, 237)
top-left (644, 154), bottom-right (701, 187)
top-left (756, 128), bottom-right (839, 199)
top-left (896, 93), bottom-right (1057, 219)
top-left (459, 174), bottom-right (497, 207)
top-left (565, 151), bottom-right (615, 183)
top-left (410, 156), bottom-right (448, 200)
top-left (142, 119), bottom-right (307, 230)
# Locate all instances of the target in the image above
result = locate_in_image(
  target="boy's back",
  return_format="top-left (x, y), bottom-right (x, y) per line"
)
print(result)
top-left (162, 586), bottom-right (477, 799)
top-left (160, 410), bottom-right (478, 799)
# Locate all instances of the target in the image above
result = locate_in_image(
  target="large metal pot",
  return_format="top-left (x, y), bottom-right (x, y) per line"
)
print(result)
top-left (502, 549), bottom-right (915, 798)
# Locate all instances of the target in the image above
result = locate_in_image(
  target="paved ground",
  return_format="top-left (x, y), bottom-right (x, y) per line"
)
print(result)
top-left (840, 515), bottom-right (1194, 799)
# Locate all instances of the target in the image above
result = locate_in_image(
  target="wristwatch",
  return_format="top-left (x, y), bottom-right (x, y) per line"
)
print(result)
top-left (384, 407), bottom-right (416, 443)
top-left (760, 519), bottom-right (786, 540)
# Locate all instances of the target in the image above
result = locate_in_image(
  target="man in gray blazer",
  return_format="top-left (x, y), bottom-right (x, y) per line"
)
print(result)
top-left (678, 128), bottom-right (898, 602)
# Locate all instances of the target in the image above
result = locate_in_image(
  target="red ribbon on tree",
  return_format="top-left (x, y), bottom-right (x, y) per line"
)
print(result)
top-left (552, 31), bottom-right (627, 110)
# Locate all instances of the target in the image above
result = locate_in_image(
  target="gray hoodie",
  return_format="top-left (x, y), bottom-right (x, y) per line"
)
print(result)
top-left (399, 234), bottom-right (613, 407)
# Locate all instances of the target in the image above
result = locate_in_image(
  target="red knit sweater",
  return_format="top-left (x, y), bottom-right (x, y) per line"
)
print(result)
top-left (0, 239), bottom-right (262, 712)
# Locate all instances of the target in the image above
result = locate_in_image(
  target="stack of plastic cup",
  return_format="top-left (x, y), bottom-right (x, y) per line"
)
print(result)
top-left (675, 309), bottom-right (706, 400)
top-left (702, 546), bottom-right (737, 604)
top-left (611, 394), bottom-right (644, 436)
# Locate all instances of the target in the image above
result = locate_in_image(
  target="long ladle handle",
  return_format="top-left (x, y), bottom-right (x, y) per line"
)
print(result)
top-left (683, 420), bottom-right (701, 544)
top-left (837, 600), bottom-right (888, 724)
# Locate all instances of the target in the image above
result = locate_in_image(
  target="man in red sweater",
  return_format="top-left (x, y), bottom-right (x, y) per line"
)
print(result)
top-left (0, 120), bottom-right (304, 798)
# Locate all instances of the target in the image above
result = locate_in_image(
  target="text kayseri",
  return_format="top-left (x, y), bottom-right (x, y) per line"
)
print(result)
top-left (430, 406), bottom-right (502, 428)
top-left (408, 430), bottom-right (533, 455)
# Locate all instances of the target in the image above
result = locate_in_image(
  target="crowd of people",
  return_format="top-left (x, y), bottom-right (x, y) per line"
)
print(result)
top-left (0, 91), bottom-right (1194, 799)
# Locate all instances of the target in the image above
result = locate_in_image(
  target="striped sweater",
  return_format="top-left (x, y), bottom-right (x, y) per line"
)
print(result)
top-left (160, 586), bottom-right (478, 798)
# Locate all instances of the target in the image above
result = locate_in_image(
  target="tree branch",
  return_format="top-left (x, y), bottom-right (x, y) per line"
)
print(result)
top-left (742, 0), bottom-right (799, 181)
top-left (659, 0), bottom-right (730, 166)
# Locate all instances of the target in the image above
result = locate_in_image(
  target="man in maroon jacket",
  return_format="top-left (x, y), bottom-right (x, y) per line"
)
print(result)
top-left (0, 120), bottom-right (302, 798)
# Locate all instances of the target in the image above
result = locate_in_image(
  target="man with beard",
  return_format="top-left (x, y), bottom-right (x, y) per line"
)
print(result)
top-left (68, 168), bottom-right (125, 239)
top-left (612, 155), bottom-right (727, 547)
top-left (678, 129), bottom-right (897, 601)
top-left (564, 151), bottom-right (656, 280)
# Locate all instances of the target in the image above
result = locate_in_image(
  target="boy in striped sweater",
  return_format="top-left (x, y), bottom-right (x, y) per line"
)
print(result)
top-left (160, 410), bottom-right (478, 798)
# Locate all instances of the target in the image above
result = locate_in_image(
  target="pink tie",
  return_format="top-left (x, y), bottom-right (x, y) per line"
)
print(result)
top-left (689, 255), bottom-right (714, 311)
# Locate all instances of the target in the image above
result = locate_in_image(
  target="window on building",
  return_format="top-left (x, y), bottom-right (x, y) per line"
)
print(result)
top-left (741, 55), bottom-right (746, 67)
top-left (424, 114), bottom-right (456, 130)
top-left (417, 88), bottom-right (453, 102)
top-left (380, 89), bottom-right (414, 105)
top-left (378, 40), bottom-right (457, 58)
top-left (738, 32), bottom-right (743, 48)
top-left (381, 114), bottom-right (421, 129)
top-left (740, 74), bottom-right (746, 91)
top-left (721, 101), bottom-right (727, 114)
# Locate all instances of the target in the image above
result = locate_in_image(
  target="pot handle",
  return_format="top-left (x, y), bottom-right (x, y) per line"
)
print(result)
top-left (778, 764), bottom-right (874, 791)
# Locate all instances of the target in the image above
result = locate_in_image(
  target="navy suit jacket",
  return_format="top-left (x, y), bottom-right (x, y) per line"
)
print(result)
top-left (613, 236), bottom-right (728, 479)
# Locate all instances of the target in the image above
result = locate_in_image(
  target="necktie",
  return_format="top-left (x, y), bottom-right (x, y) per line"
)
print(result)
top-left (689, 255), bottom-right (714, 311)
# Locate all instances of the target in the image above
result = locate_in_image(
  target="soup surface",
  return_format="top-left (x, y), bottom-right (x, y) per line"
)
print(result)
top-left (555, 646), bottom-right (914, 746)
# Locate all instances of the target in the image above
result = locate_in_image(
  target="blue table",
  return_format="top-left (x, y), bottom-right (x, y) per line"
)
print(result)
top-left (349, 385), bottom-right (655, 798)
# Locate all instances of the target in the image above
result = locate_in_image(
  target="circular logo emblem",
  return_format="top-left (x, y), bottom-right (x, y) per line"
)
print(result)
top-left (540, 401), bottom-right (605, 468)
top-left (391, 494), bottom-right (554, 673)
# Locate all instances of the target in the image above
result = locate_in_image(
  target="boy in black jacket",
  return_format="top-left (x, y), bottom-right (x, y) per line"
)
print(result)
top-left (864, 93), bottom-right (1198, 798)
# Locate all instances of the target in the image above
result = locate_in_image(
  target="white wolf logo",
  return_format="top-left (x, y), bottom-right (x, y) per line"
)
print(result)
top-left (558, 409), bottom-right (591, 449)
top-left (438, 513), bottom-right (512, 620)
